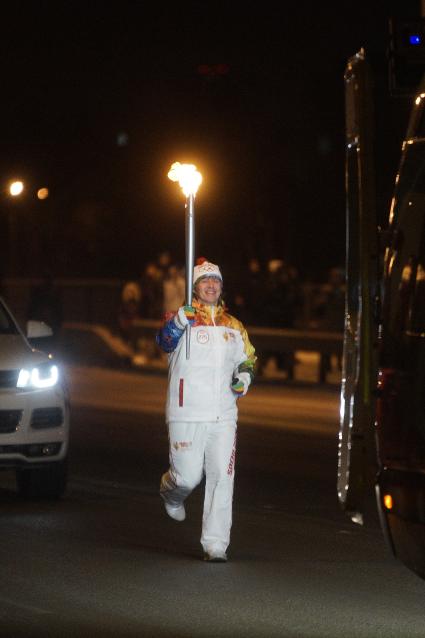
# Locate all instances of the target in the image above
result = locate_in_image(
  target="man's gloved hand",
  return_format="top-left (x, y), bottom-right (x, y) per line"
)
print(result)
top-left (175, 305), bottom-right (196, 329)
top-left (231, 372), bottom-right (250, 397)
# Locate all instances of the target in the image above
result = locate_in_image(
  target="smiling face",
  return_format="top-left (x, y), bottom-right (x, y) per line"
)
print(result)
top-left (195, 276), bottom-right (223, 305)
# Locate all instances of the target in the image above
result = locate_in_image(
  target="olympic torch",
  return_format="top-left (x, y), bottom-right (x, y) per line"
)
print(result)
top-left (167, 162), bottom-right (203, 358)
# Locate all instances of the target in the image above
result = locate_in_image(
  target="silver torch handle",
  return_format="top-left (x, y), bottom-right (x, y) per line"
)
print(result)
top-left (185, 194), bottom-right (195, 359)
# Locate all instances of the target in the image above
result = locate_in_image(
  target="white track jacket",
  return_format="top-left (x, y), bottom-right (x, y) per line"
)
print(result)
top-left (156, 300), bottom-right (257, 423)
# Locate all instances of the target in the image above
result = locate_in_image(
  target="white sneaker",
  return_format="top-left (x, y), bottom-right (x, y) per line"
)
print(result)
top-left (164, 502), bottom-right (186, 522)
top-left (203, 550), bottom-right (227, 563)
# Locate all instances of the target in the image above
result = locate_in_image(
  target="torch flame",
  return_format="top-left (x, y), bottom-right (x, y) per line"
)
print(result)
top-left (168, 162), bottom-right (202, 197)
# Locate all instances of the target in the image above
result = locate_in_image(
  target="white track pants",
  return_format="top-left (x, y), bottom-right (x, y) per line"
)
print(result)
top-left (160, 420), bottom-right (237, 553)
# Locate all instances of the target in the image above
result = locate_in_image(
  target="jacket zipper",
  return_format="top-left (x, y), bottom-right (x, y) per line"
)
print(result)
top-left (211, 306), bottom-right (221, 420)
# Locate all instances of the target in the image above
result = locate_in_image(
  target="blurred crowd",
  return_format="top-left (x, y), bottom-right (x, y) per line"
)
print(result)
top-left (116, 251), bottom-right (346, 377)
top-left (12, 251), bottom-right (345, 378)
top-left (20, 251), bottom-right (345, 378)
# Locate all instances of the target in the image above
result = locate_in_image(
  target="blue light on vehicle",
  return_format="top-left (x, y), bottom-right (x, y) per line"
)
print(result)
top-left (409, 34), bottom-right (422, 45)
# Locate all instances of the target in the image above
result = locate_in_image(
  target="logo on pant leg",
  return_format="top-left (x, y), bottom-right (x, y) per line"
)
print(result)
top-left (173, 441), bottom-right (193, 451)
top-left (227, 432), bottom-right (237, 475)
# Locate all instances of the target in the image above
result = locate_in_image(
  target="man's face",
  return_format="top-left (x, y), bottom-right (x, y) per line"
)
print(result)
top-left (195, 276), bottom-right (222, 305)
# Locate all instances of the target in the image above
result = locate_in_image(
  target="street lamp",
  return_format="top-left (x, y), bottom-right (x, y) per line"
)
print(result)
top-left (4, 180), bottom-right (49, 276)
top-left (6, 180), bottom-right (25, 276)
top-left (9, 180), bottom-right (24, 197)
top-left (37, 187), bottom-right (49, 200)
top-left (167, 161), bottom-right (203, 358)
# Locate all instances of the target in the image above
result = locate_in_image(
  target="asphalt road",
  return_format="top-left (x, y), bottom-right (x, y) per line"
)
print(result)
top-left (0, 369), bottom-right (424, 638)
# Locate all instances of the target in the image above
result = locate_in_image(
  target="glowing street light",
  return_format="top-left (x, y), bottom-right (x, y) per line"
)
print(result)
top-left (168, 162), bottom-right (203, 358)
top-left (4, 180), bottom-right (48, 275)
top-left (9, 181), bottom-right (24, 197)
top-left (5, 180), bottom-right (25, 276)
top-left (37, 187), bottom-right (49, 200)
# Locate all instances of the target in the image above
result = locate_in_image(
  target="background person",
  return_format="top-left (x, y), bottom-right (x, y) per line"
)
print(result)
top-left (314, 266), bottom-right (345, 379)
top-left (117, 280), bottom-right (142, 348)
top-left (27, 272), bottom-right (63, 353)
top-left (259, 258), bottom-right (302, 379)
top-left (139, 261), bottom-right (163, 319)
top-left (156, 260), bottom-right (256, 562)
top-left (163, 264), bottom-right (185, 314)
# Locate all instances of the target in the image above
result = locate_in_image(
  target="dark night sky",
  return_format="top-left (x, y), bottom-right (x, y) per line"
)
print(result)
top-left (0, 1), bottom-right (421, 282)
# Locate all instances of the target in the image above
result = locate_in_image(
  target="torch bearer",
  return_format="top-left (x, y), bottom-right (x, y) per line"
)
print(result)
top-left (167, 162), bottom-right (203, 358)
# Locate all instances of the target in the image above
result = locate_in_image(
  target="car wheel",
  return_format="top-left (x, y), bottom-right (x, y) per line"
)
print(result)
top-left (16, 458), bottom-right (68, 499)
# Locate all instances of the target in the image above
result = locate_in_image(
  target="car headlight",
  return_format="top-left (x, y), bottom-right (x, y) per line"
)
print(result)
top-left (17, 363), bottom-right (59, 389)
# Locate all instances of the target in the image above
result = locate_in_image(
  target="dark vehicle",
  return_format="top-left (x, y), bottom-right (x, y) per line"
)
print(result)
top-left (338, 44), bottom-right (425, 579)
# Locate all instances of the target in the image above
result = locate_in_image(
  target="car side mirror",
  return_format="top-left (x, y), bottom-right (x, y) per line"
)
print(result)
top-left (26, 320), bottom-right (53, 339)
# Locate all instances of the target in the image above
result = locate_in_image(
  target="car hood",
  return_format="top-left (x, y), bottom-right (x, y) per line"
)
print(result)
top-left (0, 335), bottom-right (49, 370)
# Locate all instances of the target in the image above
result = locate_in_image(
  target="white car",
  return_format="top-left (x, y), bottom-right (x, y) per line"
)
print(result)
top-left (0, 296), bottom-right (69, 498)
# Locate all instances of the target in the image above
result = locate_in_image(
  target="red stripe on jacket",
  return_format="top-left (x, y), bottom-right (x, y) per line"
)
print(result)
top-left (179, 379), bottom-right (184, 407)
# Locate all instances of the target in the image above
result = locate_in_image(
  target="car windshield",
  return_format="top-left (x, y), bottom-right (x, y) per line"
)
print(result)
top-left (0, 300), bottom-right (19, 335)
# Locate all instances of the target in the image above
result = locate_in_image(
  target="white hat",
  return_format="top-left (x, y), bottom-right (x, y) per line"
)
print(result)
top-left (193, 261), bottom-right (222, 285)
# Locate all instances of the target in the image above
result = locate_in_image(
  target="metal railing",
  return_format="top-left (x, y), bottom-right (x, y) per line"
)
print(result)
top-left (2, 278), bottom-right (343, 384)
top-left (130, 319), bottom-right (342, 384)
